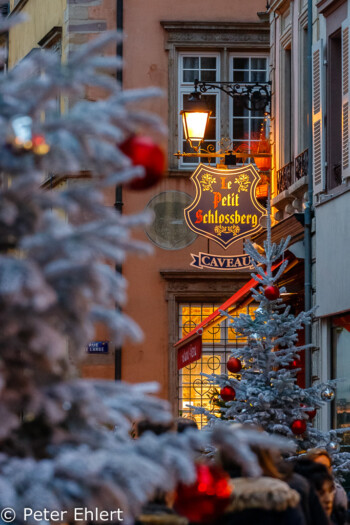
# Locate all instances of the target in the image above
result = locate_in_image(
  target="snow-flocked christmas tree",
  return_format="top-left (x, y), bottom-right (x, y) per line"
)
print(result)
top-left (195, 199), bottom-right (350, 475)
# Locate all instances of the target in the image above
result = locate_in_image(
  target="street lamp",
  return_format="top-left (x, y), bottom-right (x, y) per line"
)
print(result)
top-left (180, 89), bottom-right (211, 152)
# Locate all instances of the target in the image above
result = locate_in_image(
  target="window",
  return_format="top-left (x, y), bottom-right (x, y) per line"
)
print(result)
top-left (179, 53), bottom-right (220, 168)
top-left (177, 52), bottom-right (269, 170)
top-left (162, 21), bottom-right (270, 171)
top-left (281, 46), bottom-right (292, 166)
top-left (231, 56), bottom-right (269, 155)
top-left (178, 302), bottom-right (257, 428)
top-left (331, 314), bottom-right (350, 453)
top-left (299, 24), bottom-right (308, 153)
top-left (316, 0), bottom-right (348, 189)
top-left (327, 29), bottom-right (342, 189)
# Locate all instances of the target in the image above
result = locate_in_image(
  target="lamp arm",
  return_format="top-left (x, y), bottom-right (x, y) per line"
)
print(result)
top-left (195, 80), bottom-right (271, 113)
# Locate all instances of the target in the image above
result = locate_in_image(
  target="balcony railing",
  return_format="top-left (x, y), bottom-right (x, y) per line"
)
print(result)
top-left (277, 149), bottom-right (308, 194)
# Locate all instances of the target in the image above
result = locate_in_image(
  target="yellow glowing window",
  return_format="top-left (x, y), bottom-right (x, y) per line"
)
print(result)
top-left (178, 302), bottom-right (257, 428)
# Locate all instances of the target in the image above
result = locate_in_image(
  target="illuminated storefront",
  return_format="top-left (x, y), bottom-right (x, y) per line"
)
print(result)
top-left (178, 302), bottom-right (256, 427)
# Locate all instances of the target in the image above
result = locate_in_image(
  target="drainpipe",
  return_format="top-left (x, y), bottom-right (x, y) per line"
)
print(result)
top-left (304, 0), bottom-right (313, 388)
top-left (114, 0), bottom-right (123, 380)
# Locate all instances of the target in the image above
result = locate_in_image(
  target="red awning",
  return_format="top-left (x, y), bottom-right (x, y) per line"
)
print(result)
top-left (174, 258), bottom-right (291, 351)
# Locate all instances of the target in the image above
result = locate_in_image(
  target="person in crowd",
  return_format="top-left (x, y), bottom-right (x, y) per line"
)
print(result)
top-left (175, 417), bottom-right (198, 433)
top-left (135, 418), bottom-right (174, 437)
top-left (294, 458), bottom-right (346, 525)
top-left (134, 419), bottom-right (187, 525)
top-left (218, 446), bottom-right (307, 525)
top-left (305, 448), bottom-right (348, 514)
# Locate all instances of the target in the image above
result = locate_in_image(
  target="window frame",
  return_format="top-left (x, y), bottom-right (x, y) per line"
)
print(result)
top-left (177, 50), bottom-right (269, 171)
top-left (228, 53), bottom-right (270, 156)
top-left (161, 21), bottom-right (270, 174)
top-left (178, 51), bottom-right (221, 170)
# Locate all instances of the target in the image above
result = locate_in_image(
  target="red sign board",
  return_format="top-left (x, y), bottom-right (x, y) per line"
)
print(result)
top-left (177, 335), bottom-right (202, 370)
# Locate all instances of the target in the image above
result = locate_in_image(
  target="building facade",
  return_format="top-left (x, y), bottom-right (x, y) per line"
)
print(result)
top-left (121, 0), bottom-right (271, 421)
top-left (269, 0), bottom-right (350, 454)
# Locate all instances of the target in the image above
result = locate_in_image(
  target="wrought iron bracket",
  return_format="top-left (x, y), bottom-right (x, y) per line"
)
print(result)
top-left (174, 150), bottom-right (271, 166)
top-left (194, 78), bottom-right (271, 114)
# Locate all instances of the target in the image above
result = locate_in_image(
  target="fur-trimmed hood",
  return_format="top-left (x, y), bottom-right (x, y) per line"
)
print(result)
top-left (226, 477), bottom-right (300, 513)
top-left (136, 513), bottom-right (188, 525)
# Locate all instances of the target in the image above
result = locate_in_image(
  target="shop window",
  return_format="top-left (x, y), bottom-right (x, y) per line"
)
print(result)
top-left (332, 314), bottom-right (350, 453)
top-left (178, 302), bottom-right (256, 428)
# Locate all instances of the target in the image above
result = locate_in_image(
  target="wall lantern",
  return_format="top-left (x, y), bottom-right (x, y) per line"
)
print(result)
top-left (175, 78), bottom-right (272, 167)
top-left (180, 90), bottom-right (212, 152)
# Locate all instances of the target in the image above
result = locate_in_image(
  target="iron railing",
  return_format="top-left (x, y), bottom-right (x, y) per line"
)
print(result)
top-left (295, 149), bottom-right (308, 181)
top-left (277, 161), bottom-right (293, 193)
top-left (277, 149), bottom-right (308, 194)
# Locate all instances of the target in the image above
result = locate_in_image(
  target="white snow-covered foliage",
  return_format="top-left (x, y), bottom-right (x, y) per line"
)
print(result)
top-left (0, 18), bottom-right (303, 523)
top-left (196, 204), bottom-right (350, 475)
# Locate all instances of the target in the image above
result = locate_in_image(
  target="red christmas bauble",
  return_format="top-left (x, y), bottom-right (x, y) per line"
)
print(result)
top-left (120, 135), bottom-right (166, 190)
top-left (300, 403), bottom-right (317, 420)
top-left (264, 285), bottom-right (280, 301)
top-left (31, 133), bottom-right (50, 155)
top-left (291, 419), bottom-right (307, 435)
top-left (227, 357), bottom-right (242, 374)
top-left (220, 386), bottom-right (236, 402)
top-left (32, 134), bottom-right (46, 147)
top-left (174, 463), bottom-right (231, 523)
top-left (305, 408), bottom-right (317, 420)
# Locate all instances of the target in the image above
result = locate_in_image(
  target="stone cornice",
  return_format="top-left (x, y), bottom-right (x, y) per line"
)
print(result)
top-left (280, 24), bottom-right (292, 49)
top-left (269, 0), bottom-right (290, 14)
top-left (160, 269), bottom-right (251, 281)
top-left (316, 0), bottom-right (346, 16)
top-left (160, 21), bottom-right (269, 49)
top-left (160, 268), bottom-right (252, 301)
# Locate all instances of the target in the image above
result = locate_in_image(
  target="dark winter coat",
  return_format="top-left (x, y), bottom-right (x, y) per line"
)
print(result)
top-left (135, 503), bottom-right (188, 525)
top-left (219, 476), bottom-right (306, 525)
top-left (287, 472), bottom-right (330, 525)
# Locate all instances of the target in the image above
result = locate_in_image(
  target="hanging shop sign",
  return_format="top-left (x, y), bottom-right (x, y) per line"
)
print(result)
top-left (185, 163), bottom-right (266, 250)
top-left (86, 341), bottom-right (109, 354)
top-left (190, 252), bottom-right (253, 270)
top-left (177, 335), bottom-right (202, 370)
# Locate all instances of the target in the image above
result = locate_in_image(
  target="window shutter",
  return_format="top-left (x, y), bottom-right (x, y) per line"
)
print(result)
top-left (342, 19), bottom-right (350, 180)
top-left (312, 40), bottom-right (325, 195)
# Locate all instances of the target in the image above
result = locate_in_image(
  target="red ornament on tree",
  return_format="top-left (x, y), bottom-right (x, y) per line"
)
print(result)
top-left (264, 285), bottom-right (280, 301)
top-left (305, 408), bottom-right (317, 420)
top-left (174, 463), bottom-right (231, 523)
top-left (291, 419), bottom-right (307, 435)
top-left (227, 357), bottom-right (242, 374)
top-left (120, 135), bottom-right (166, 190)
top-left (220, 386), bottom-right (236, 402)
top-left (31, 134), bottom-right (50, 155)
top-left (300, 404), bottom-right (317, 420)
